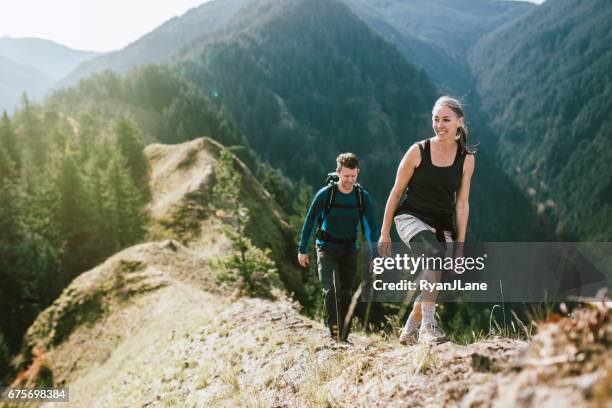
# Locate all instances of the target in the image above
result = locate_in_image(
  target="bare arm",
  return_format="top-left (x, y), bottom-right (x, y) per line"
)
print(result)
top-left (380, 144), bottom-right (421, 241)
top-left (455, 154), bottom-right (475, 243)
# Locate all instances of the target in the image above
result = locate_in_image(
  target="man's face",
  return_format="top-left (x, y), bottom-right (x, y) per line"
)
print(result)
top-left (337, 166), bottom-right (359, 189)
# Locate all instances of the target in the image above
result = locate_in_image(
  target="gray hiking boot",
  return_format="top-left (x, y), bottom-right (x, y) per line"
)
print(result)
top-left (399, 326), bottom-right (419, 345)
top-left (418, 323), bottom-right (446, 344)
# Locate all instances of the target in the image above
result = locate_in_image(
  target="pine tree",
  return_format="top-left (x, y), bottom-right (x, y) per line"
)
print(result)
top-left (77, 113), bottom-right (99, 163)
top-left (104, 155), bottom-right (146, 251)
top-left (0, 146), bottom-right (19, 241)
top-left (288, 180), bottom-right (323, 318)
top-left (20, 93), bottom-right (47, 167)
top-left (260, 165), bottom-right (292, 212)
top-left (0, 146), bottom-right (61, 354)
top-left (87, 160), bottom-right (115, 261)
top-left (114, 116), bottom-right (149, 198)
top-left (52, 153), bottom-right (94, 280)
top-left (0, 112), bottom-right (19, 170)
top-left (288, 180), bottom-right (314, 235)
top-left (212, 148), bottom-right (279, 298)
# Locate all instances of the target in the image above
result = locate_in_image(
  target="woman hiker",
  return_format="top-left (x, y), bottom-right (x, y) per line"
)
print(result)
top-left (378, 96), bottom-right (476, 344)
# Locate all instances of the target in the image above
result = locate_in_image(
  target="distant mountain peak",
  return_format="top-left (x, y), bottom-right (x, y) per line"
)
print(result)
top-left (0, 37), bottom-right (99, 112)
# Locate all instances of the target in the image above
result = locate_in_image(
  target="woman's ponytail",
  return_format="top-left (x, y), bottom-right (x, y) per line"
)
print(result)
top-left (457, 123), bottom-right (474, 155)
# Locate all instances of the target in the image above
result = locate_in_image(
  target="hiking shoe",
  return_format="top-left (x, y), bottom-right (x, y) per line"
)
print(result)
top-left (399, 327), bottom-right (419, 345)
top-left (418, 323), bottom-right (446, 344)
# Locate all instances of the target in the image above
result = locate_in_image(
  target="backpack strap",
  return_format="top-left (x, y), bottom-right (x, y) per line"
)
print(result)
top-left (355, 184), bottom-right (366, 239)
top-left (325, 183), bottom-right (338, 214)
top-left (317, 183), bottom-right (367, 241)
top-left (316, 183), bottom-right (338, 230)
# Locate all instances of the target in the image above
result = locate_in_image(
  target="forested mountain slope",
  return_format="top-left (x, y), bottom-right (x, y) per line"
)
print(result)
top-left (343, 0), bottom-right (533, 94)
top-left (0, 64), bottom-right (290, 377)
top-left (53, 0), bottom-right (550, 240)
top-left (469, 0), bottom-right (612, 240)
top-left (56, 0), bottom-right (255, 89)
top-left (173, 0), bottom-right (548, 240)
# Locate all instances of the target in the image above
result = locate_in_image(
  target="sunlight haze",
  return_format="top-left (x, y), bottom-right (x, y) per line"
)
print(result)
top-left (2, 0), bottom-right (545, 52)
top-left (1, 0), bottom-right (210, 52)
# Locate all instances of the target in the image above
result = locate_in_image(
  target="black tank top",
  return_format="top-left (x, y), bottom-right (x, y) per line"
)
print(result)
top-left (396, 139), bottom-right (466, 240)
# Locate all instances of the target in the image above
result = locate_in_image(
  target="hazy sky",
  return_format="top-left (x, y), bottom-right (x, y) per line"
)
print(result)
top-left (1, 0), bottom-right (210, 52)
top-left (2, 0), bottom-right (545, 53)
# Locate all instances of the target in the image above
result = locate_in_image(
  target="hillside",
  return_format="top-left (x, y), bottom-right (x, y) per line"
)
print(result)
top-left (0, 54), bottom-right (52, 114)
top-left (7, 137), bottom-right (610, 407)
top-left (57, 0), bottom-right (533, 97)
top-left (469, 0), bottom-right (612, 240)
top-left (343, 0), bottom-right (533, 95)
top-left (341, 0), bottom-right (469, 95)
top-left (0, 38), bottom-right (98, 81)
top-left (47, 0), bottom-right (551, 241)
top-left (0, 37), bottom-right (98, 112)
top-left (347, 0), bottom-right (533, 58)
top-left (48, 66), bottom-right (246, 148)
top-left (173, 0), bottom-right (548, 241)
top-left (144, 137), bottom-right (304, 296)
top-left (55, 0), bottom-right (256, 89)
top-left (12, 240), bottom-right (611, 406)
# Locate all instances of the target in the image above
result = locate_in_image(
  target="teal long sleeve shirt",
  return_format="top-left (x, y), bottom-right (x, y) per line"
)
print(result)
top-left (298, 185), bottom-right (379, 254)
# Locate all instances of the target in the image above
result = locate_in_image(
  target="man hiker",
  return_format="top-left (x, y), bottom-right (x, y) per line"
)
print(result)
top-left (297, 153), bottom-right (379, 342)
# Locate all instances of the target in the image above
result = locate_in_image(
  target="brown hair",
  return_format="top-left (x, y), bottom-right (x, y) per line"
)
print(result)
top-left (432, 96), bottom-right (477, 154)
top-left (336, 153), bottom-right (359, 171)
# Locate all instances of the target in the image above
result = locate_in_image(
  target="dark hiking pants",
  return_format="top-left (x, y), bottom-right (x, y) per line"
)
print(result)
top-left (316, 245), bottom-right (357, 340)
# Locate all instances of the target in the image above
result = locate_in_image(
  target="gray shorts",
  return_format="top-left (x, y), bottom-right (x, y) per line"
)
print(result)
top-left (394, 214), bottom-right (452, 246)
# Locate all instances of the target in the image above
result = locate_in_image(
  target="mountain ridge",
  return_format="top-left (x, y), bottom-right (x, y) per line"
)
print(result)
top-left (0, 37), bottom-right (99, 112)
top-left (172, 0), bottom-right (549, 240)
top-left (468, 0), bottom-right (612, 240)
top-left (0, 37), bottom-right (99, 80)
top-left (54, 0), bottom-right (257, 90)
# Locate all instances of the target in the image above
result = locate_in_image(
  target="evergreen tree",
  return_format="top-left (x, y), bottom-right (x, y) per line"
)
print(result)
top-left (288, 181), bottom-right (324, 318)
top-left (0, 145), bottom-right (61, 352)
top-left (20, 93), bottom-right (47, 168)
top-left (213, 148), bottom-right (279, 298)
top-left (52, 152), bottom-right (94, 280)
top-left (0, 146), bottom-right (19, 241)
top-left (87, 160), bottom-right (115, 262)
top-left (114, 117), bottom-right (149, 198)
top-left (104, 155), bottom-right (147, 251)
top-left (76, 113), bottom-right (99, 163)
top-left (0, 230), bottom-right (61, 351)
top-left (0, 112), bottom-right (19, 170)
top-left (260, 165), bottom-right (292, 213)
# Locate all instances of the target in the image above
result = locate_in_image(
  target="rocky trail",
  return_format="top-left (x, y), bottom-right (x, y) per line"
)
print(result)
top-left (9, 239), bottom-right (610, 407)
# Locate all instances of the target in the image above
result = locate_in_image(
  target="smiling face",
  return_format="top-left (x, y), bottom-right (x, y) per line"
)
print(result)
top-left (432, 105), bottom-right (464, 141)
top-left (337, 166), bottom-right (359, 191)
